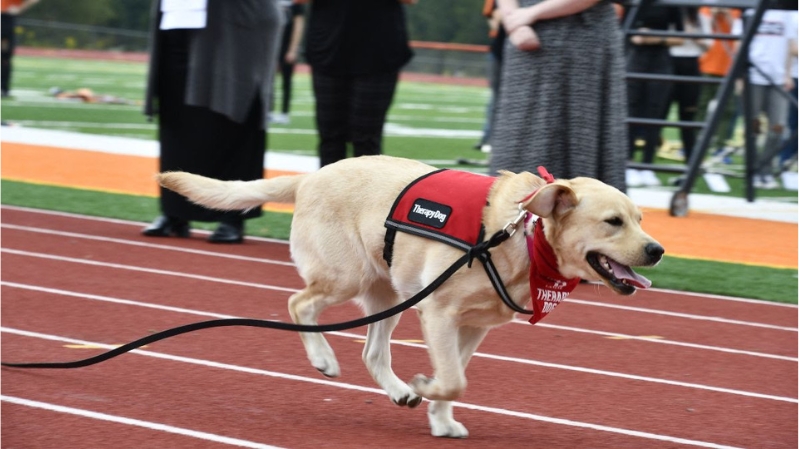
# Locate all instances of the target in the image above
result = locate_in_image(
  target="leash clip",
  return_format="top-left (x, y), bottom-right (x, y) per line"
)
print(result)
top-left (502, 203), bottom-right (528, 238)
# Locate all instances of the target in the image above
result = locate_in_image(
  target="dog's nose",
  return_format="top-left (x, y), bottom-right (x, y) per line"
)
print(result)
top-left (645, 243), bottom-right (665, 262)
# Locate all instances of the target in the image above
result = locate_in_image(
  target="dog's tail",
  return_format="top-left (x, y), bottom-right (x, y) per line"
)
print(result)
top-left (156, 171), bottom-right (304, 212)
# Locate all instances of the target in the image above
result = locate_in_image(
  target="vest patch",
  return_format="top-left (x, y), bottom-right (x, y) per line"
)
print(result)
top-left (408, 198), bottom-right (451, 229)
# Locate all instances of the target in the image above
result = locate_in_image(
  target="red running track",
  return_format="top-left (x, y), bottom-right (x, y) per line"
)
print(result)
top-left (2, 206), bottom-right (797, 449)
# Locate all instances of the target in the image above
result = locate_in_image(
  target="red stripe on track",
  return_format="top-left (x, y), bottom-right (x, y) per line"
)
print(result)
top-left (2, 207), bottom-right (797, 448)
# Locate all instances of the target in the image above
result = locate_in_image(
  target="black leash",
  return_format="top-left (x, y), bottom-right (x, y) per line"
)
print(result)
top-left (2, 229), bottom-right (520, 370)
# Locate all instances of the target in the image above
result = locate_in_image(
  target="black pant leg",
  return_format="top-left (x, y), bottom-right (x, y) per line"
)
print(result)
top-left (349, 71), bottom-right (399, 158)
top-left (312, 71), bottom-right (350, 167)
top-left (1, 14), bottom-right (16, 95)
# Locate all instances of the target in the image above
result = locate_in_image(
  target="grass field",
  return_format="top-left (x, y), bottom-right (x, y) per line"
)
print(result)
top-left (1, 55), bottom-right (797, 303)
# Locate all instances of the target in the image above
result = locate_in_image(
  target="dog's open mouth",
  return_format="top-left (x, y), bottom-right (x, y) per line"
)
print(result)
top-left (586, 252), bottom-right (652, 295)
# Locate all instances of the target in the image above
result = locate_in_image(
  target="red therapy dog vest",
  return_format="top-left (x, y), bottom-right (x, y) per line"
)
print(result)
top-left (383, 168), bottom-right (579, 325)
top-left (384, 169), bottom-right (495, 254)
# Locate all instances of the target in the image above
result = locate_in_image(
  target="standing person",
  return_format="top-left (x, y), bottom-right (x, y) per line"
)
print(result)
top-left (490, 0), bottom-right (628, 192)
top-left (142, 0), bottom-right (284, 243)
top-left (740, 9), bottom-right (797, 189)
top-left (474, 0), bottom-right (506, 154)
top-left (777, 11), bottom-right (798, 176)
top-left (624, 5), bottom-right (684, 187)
top-left (664, 7), bottom-right (710, 163)
top-left (1, 0), bottom-right (38, 97)
top-left (270, 0), bottom-right (306, 125)
top-left (697, 7), bottom-right (742, 162)
top-left (302, 0), bottom-right (414, 168)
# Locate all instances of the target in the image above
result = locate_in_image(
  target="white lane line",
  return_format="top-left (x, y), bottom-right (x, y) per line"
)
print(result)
top-left (3, 282), bottom-right (796, 403)
top-left (527, 322), bottom-right (798, 362)
top-left (645, 288), bottom-right (798, 308)
top-left (0, 224), bottom-right (295, 266)
top-left (566, 299), bottom-right (797, 332)
top-left (2, 205), bottom-right (796, 311)
top-left (4, 247), bottom-right (795, 333)
top-left (4, 224), bottom-right (796, 349)
top-left (0, 205), bottom-right (291, 245)
top-left (5, 280), bottom-right (796, 362)
top-left (0, 327), bottom-right (745, 449)
top-left (0, 248), bottom-right (300, 294)
top-left (1, 395), bottom-right (285, 449)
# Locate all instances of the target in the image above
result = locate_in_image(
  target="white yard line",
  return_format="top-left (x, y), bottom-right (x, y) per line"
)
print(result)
top-left (2, 281), bottom-right (796, 403)
top-left (0, 327), bottom-right (748, 449)
top-left (1, 395), bottom-right (286, 449)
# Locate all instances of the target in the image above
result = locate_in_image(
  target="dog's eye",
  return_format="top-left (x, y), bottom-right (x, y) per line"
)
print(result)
top-left (604, 217), bottom-right (623, 227)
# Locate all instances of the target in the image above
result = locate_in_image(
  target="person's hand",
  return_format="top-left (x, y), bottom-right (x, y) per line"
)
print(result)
top-left (734, 78), bottom-right (743, 95)
top-left (285, 50), bottom-right (297, 65)
top-left (509, 26), bottom-right (540, 51)
top-left (502, 7), bottom-right (536, 34)
top-left (630, 28), bottom-right (649, 45)
top-left (6, 5), bottom-right (21, 14)
top-left (784, 76), bottom-right (795, 93)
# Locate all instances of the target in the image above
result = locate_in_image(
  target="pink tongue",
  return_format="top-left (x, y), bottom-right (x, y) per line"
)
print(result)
top-left (608, 259), bottom-right (652, 289)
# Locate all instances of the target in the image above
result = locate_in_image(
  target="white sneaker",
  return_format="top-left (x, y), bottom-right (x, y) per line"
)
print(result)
top-left (625, 169), bottom-right (643, 187)
top-left (753, 174), bottom-right (780, 190)
top-left (639, 170), bottom-right (662, 187)
top-left (269, 112), bottom-right (290, 125)
top-left (480, 144), bottom-right (492, 153)
top-left (780, 171), bottom-right (798, 191)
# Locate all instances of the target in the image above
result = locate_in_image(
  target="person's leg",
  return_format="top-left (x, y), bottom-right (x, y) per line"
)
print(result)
top-left (642, 50), bottom-right (674, 164)
top-left (756, 86), bottom-right (789, 176)
top-left (144, 29), bottom-right (192, 237)
top-left (778, 79), bottom-right (798, 167)
top-left (312, 71), bottom-right (350, 167)
top-left (674, 57), bottom-right (701, 161)
top-left (1, 14), bottom-right (16, 96)
top-left (746, 84), bottom-right (773, 187)
top-left (349, 71), bottom-right (399, 158)
top-left (281, 61), bottom-right (295, 115)
top-left (484, 53), bottom-right (501, 149)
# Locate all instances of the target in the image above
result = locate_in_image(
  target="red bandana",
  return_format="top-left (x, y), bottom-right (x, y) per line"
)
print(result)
top-left (525, 217), bottom-right (580, 325)
top-left (525, 166), bottom-right (580, 325)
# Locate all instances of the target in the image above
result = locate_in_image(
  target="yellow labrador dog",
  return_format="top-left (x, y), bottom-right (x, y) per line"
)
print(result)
top-left (158, 155), bottom-right (663, 438)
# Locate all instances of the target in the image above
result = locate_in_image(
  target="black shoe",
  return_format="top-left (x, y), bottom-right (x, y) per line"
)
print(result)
top-left (142, 215), bottom-right (190, 238)
top-left (208, 220), bottom-right (244, 244)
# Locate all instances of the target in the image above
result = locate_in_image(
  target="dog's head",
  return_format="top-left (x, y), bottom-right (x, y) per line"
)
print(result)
top-left (521, 177), bottom-right (664, 295)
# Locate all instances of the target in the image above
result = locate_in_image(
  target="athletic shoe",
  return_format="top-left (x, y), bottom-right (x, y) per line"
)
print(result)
top-left (780, 171), bottom-right (798, 191)
top-left (638, 170), bottom-right (662, 187)
top-left (269, 113), bottom-right (290, 125)
top-left (753, 175), bottom-right (780, 190)
top-left (625, 169), bottom-right (643, 187)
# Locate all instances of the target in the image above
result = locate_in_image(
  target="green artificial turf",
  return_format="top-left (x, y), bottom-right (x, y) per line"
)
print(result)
top-left (2, 56), bottom-right (797, 304)
top-left (3, 180), bottom-right (796, 304)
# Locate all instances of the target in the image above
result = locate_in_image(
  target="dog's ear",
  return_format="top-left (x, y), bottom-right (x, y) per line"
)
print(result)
top-left (521, 182), bottom-right (578, 218)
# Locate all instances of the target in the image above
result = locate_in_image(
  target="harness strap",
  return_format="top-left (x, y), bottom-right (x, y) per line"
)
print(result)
top-left (462, 209), bottom-right (536, 315)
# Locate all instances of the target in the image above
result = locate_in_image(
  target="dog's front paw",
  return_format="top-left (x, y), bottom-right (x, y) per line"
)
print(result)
top-left (391, 391), bottom-right (423, 408)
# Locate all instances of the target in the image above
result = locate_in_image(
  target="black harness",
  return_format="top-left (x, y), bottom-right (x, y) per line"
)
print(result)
top-left (383, 169), bottom-right (535, 315)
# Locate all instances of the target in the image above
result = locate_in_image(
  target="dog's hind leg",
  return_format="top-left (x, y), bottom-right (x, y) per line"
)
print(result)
top-left (288, 286), bottom-right (351, 378)
top-left (361, 283), bottom-right (422, 408)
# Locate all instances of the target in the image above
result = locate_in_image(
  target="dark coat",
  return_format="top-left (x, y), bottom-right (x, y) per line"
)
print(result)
top-left (144, 0), bottom-right (284, 129)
